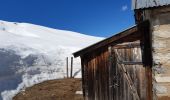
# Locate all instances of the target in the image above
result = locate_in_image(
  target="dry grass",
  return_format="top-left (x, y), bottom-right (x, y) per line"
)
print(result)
top-left (13, 78), bottom-right (83, 100)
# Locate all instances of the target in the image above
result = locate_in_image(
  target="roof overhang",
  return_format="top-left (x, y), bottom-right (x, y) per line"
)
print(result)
top-left (73, 21), bottom-right (149, 57)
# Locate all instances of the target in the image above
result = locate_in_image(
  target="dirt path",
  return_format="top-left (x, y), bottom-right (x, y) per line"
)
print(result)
top-left (13, 78), bottom-right (83, 100)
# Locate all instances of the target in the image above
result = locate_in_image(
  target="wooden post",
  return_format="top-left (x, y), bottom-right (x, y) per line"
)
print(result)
top-left (139, 21), bottom-right (153, 100)
top-left (70, 57), bottom-right (73, 78)
top-left (108, 46), bottom-right (114, 100)
top-left (66, 57), bottom-right (68, 78)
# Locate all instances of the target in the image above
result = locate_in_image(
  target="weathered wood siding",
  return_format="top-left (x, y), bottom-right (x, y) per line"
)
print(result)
top-left (81, 47), bottom-right (109, 100)
top-left (81, 41), bottom-right (152, 100)
top-left (78, 21), bottom-right (152, 100)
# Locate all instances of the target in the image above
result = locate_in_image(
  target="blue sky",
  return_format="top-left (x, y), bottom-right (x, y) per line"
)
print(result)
top-left (0, 0), bottom-right (135, 37)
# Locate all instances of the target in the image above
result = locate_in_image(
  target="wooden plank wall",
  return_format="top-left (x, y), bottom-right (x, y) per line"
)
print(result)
top-left (79, 21), bottom-right (152, 100)
top-left (81, 48), bottom-right (109, 100)
top-left (81, 42), bottom-right (151, 100)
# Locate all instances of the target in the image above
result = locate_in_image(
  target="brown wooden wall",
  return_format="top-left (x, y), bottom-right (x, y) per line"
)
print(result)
top-left (81, 41), bottom-right (152, 100)
top-left (79, 22), bottom-right (152, 100)
top-left (81, 47), bottom-right (109, 100)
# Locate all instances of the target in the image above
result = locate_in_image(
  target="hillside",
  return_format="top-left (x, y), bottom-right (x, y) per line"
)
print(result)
top-left (13, 78), bottom-right (83, 100)
top-left (0, 20), bottom-right (103, 100)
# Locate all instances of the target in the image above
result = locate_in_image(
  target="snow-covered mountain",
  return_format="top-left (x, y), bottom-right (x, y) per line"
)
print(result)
top-left (0, 20), bottom-right (104, 100)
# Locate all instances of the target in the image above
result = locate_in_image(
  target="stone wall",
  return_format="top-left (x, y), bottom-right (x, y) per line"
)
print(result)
top-left (145, 7), bottom-right (170, 100)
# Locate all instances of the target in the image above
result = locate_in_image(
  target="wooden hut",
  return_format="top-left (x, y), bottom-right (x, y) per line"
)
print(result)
top-left (74, 1), bottom-right (170, 100)
top-left (73, 21), bottom-right (152, 100)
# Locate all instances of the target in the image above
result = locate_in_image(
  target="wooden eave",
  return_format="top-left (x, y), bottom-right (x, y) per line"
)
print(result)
top-left (73, 21), bottom-right (149, 57)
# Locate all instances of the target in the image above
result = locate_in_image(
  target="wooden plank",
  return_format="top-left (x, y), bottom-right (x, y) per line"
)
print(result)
top-left (80, 56), bottom-right (85, 99)
top-left (108, 46), bottom-right (113, 100)
top-left (84, 57), bottom-right (89, 100)
top-left (145, 67), bottom-right (152, 100)
top-left (113, 43), bottom-right (140, 49)
top-left (118, 61), bottom-right (143, 65)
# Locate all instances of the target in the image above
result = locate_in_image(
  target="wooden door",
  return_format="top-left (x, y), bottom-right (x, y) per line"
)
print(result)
top-left (109, 42), bottom-right (150, 100)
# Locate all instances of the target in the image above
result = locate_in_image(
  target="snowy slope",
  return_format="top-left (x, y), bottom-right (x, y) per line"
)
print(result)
top-left (0, 20), bottom-right (104, 100)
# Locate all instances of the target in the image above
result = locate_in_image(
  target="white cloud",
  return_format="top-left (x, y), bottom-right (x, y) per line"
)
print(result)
top-left (122, 5), bottom-right (128, 11)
